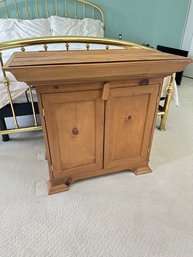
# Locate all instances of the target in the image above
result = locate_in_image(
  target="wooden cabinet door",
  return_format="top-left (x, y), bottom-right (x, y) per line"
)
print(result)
top-left (42, 90), bottom-right (104, 179)
top-left (104, 84), bottom-right (160, 169)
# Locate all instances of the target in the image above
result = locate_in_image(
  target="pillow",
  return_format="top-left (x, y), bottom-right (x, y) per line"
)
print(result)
top-left (0, 18), bottom-right (51, 42)
top-left (49, 16), bottom-right (104, 37)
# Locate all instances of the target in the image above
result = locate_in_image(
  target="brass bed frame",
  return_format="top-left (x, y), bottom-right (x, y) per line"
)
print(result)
top-left (0, 0), bottom-right (104, 21)
top-left (0, 0), bottom-right (173, 141)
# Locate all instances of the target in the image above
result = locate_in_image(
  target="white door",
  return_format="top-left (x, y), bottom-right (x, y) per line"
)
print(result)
top-left (182, 0), bottom-right (193, 78)
top-left (183, 35), bottom-right (193, 78)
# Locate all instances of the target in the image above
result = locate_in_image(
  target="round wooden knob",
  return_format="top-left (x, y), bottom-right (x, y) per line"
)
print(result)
top-left (72, 128), bottom-right (79, 135)
top-left (125, 115), bottom-right (132, 122)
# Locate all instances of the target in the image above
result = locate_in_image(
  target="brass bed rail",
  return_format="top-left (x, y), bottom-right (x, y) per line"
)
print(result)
top-left (0, 36), bottom-right (149, 138)
top-left (0, 36), bottom-right (148, 51)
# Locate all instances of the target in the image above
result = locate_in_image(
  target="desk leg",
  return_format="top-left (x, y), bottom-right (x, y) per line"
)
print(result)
top-left (48, 181), bottom-right (69, 194)
top-left (133, 166), bottom-right (152, 175)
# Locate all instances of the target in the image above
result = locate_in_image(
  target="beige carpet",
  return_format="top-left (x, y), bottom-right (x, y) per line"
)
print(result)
top-left (1, 77), bottom-right (193, 257)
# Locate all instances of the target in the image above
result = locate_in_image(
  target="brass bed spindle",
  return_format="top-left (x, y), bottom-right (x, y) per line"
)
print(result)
top-left (0, 52), bottom-right (19, 129)
top-left (86, 43), bottom-right (90, 50)
top-left (35, 0), bottom-right (40, 17)
top-left (46, 0), bottom-right (49, 17)
top-left (25, 0), bottom-right (30, 18)
top-left (65, 0), bottom-right (68, 17)
top-left (14, 0), bottom-right (20, 19)
top-left (0, 0), bottom-right (105, 24)
top-left (21, 46), bottom-right (25, 52)
top-left (28, 86), bottom-right (38, 127)
top-left (55, 0), bottom-right (58, 16)
top-left (92, 6), bottom-right (94, 19)
top-left (74, 0), bottom-right (77, 18)
top-left (83, 2), bottom-right (86, 18)
top-left (44, 44), bottom-right (48, 51)
top-left (0, 52), bottom-right (6, 83)
top-left (5, 79), bottom-right (19, 129)
top-left (66, 43), bottom-right (69, 50)
top-left (158, 74), bottom-right (175, 130)
top-left (3, 0), bottom-right (9, 18)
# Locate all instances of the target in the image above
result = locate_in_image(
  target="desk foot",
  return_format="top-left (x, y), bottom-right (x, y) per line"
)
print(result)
top-left (48, 181), bottom-right (69, 195)
top-left (133, 166), bottom-right (152, 175)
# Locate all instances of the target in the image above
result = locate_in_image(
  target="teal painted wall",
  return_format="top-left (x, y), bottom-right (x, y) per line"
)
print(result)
top-left (93, 0), bottom-right (190, 48)
top-left (0, 0), bottom-right (190, 48)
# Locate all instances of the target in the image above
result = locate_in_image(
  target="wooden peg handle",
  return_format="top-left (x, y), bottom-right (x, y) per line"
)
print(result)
top-left (102, 83), bottom-right (110, 100)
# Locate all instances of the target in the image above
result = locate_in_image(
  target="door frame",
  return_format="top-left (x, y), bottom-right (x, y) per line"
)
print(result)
top-left (181, 0), bottom-right (193, 51)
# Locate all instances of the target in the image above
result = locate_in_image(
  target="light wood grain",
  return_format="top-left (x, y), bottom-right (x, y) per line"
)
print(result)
top-left (42, 89), bottom-right (104, 179)
top-left (3, 49), bottom-right (192, 85)
top-left (3, 48), bottom-right (192, 194)
top-left (104, 83), bottom-right (160, 169)
top-left (6, 49), bottom-right (191, 66)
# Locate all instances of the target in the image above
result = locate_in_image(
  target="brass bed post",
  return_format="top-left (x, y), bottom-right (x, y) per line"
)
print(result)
top-left (27, 86), bottom-right (38, 127)
top-left (158, 74), bottom-right (175, 130)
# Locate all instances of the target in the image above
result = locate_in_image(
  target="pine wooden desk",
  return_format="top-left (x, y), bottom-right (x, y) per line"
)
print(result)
top-left (4, 49), bottom-right (191, 194)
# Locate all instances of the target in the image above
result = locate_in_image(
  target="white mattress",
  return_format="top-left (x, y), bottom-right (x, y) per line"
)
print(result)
top-left (0, 43), bottom-right (179, 109)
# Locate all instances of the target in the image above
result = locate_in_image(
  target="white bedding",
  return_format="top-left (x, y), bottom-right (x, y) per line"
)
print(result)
top-left (49, 16), bottom-right (104, 37)
top-left (0, 18), bottom-right (51, 42)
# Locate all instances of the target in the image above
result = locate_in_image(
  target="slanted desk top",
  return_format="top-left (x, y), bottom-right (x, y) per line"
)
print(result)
top-left (4, 49), bottom-right (192, 86)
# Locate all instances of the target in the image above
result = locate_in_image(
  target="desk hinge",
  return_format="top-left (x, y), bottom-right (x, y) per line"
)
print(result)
top-left (42, 108), bottom-right (45, 117)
